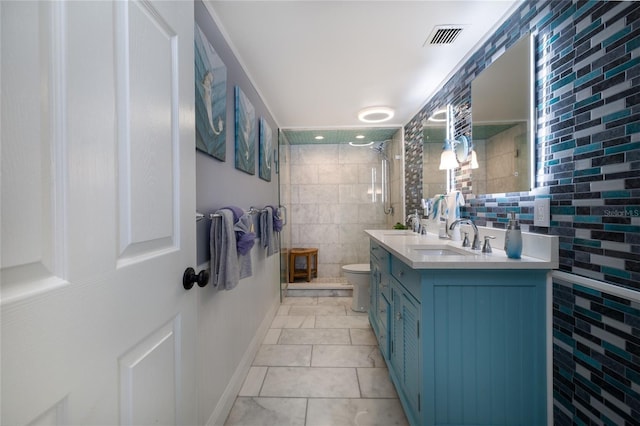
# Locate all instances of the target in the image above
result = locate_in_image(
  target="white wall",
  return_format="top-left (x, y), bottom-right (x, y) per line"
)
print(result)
top-left (195, 2), bottom-right (281, 424)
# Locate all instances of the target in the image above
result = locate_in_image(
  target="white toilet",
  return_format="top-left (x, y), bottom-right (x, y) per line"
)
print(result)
top-left (342, 263), bottom-right (371, 312)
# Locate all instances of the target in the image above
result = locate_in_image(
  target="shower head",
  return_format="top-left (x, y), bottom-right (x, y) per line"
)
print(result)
top-left (369, 140), bottom-right (389, 158)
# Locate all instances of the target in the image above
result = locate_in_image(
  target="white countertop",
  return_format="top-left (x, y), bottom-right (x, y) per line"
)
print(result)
top-left (366, 228), bottom-right (559, 270)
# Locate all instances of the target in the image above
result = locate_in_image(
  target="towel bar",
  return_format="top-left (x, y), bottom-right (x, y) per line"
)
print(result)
top-left (196, 207), bottom-right (267, 222)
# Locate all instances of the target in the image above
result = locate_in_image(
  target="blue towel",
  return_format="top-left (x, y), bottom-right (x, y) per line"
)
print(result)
top-left (210, 207), bottom-right (254, 290)
top-left (260, 206), bottom-right (279, 257)
top-left (210, 209), bottom-right (240, 290)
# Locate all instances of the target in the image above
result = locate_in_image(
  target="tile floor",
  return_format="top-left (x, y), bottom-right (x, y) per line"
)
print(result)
top-left (225, 296), bottom-right (409, 426)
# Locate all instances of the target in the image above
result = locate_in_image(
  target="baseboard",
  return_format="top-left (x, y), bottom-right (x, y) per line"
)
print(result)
top-left (205, 297), bottom-right (280, 426)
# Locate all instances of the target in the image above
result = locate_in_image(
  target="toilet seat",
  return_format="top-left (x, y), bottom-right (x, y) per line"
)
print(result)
top-left (342, 263), bottom-right (370, 274)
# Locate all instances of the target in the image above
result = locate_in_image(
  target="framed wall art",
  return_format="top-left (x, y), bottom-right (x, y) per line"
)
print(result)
top-left (234, 86), bottom-right (255, 174)
top-left (195, 24), bottom-right (227, 161)
top-left (259, 118), bottom-right (273, 181)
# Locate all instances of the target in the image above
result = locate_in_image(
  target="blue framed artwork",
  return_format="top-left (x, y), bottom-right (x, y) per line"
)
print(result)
top-left (234, 86), bottom-right (255, 174)
top-left (259, 118), bottom-right (273, 181)
top-left (195, 24), bottom-right (227, 161)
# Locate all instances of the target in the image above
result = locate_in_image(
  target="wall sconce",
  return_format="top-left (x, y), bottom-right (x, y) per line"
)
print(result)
top-left (439, 139), bottom-right (459, 170)
top-left (469, 148), bottom-right (479, 169)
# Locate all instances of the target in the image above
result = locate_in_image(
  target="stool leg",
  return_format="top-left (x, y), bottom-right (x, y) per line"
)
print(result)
top-left (313, 253), bottom-right (318, 278)
top-left (289, 253), bottom-right (295, 283)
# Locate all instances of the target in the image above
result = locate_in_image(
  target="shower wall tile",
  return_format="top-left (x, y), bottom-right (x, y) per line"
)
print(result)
top-left (290, 144), bottom-right (389, 276)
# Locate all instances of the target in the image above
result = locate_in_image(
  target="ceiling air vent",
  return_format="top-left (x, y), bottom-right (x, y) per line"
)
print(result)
top-left (426, 25), bottom-right (464, 45)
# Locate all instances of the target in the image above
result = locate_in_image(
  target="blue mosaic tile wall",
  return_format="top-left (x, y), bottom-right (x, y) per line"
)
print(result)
top-left (553, 276), bottom-right (640, 426)
top-left (403, 1), bottom-right (640, 423)
top-left (404, 0), bottom-right (640, 290)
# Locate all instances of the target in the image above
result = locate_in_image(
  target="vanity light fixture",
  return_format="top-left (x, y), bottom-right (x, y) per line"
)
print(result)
top-left (470, 148), bottom-right (479, 169)
top-left (349, 141), bottom-right (374, 147)
top-left (439, 139), bottom-right (459, 170)
top-left (358, 106), bottom-right (394, 123)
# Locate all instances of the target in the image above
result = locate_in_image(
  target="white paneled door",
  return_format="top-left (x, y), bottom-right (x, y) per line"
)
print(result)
top-left (1, 1), bottom-right (197, 424)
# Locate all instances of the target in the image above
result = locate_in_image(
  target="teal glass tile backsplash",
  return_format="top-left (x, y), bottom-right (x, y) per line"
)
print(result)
top-left (403, 1), bottom-right (640, 422)
top-left (404, 0), bottom-right (640, 292)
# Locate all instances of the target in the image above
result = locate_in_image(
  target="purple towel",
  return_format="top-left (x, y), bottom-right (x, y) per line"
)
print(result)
top-left (268, 205), bottom-right (284, 232)
top-left (223, 206), bottom-right (256, 255)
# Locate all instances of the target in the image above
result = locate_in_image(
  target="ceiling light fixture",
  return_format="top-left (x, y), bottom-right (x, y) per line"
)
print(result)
top-left (355, 135), bottom-right (365, 139)
top-left (358, 106), bottom-right (394, 123)
top-left (349, 141), bottom-right (374, 147)
top-left (314, 135), bottom-right (324, 140)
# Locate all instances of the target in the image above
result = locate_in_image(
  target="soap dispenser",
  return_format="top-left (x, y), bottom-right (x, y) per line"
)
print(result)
top-left (504, 212), bottom-right (522, 259)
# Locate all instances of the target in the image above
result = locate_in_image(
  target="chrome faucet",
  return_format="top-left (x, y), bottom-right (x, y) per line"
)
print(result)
top-left (449, 219), bottom-right (481, 250)
top-left (406, 211), bottom-right (420, 233)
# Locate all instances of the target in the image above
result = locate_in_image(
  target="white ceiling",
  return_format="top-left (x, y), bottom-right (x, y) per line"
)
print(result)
top-left (205, 0), bottom-right (521, 131)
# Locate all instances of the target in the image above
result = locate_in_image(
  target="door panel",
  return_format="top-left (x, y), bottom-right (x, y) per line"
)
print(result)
top-left (116, 0), bottom-right (179, 263)
top-left (1, 1), bottom-right (196, 425)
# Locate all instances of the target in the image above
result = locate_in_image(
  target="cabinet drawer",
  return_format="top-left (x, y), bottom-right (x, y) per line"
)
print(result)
top-left (370, 242), bottom-right (390, 272)
top-left (390, 256), bottom-right (420, 298)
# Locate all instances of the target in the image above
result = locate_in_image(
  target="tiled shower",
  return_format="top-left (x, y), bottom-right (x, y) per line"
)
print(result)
top-left (288, 131), bottom-right (404, 279)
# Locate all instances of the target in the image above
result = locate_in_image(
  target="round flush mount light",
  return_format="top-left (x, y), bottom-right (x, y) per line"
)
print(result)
top-left (349, 141), bottom-right (374, 147)
top-left (357, 106), bottom-right (394, 123)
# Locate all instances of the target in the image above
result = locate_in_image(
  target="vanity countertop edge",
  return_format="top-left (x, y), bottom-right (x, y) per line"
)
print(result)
top-left (366, 228), bottom-right (559, 270)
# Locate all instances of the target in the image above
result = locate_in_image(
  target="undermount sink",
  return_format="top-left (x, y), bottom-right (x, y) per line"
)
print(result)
top-left (407, 245), bottom-right (475, 256)
top-left (382, 230), bottom-right (415, 236)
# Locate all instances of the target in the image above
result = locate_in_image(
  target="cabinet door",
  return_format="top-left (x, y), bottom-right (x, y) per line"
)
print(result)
top-left (390, 281), bottom-right (421, 423)
top-left (377, 292), bottom-right (390, 359)
top-left (368, 259), bottom-right (380, 335)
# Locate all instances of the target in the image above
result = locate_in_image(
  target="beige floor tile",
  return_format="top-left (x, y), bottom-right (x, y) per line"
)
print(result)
top-left (225, 397), bottom-right (307, 426)
top-left (279, 328), bottom-right (350, 345)
top-left (357, 367), bottom-right (398, 398)
top-left (306, 398), bottom-right (408, 426)
top-left (311, 345), bottom-right (384, 367)
top-left (260, 367), bottom-right (360, 398)
top-left (263, 328), bottom-right (282, 344)
top-left (253, 344), bottom-right (312, 367)
top-left (288, 305), bottom-right (346, 316)
top-left (282, 296), bottom-right (317, 305)
top-left (238, 367), bottom-right (268, 397)
top-left (315, 315), bottom-right (370, 328)
top-left (350, 328), bottom-right (377, 345)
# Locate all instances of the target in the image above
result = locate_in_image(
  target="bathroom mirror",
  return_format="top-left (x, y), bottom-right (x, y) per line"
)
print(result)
top-left (422, 113), bottom-right (448, 199)
top-left (470, 33), bottom-right (534, 194)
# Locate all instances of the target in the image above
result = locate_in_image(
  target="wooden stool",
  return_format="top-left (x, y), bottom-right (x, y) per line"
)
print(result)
top-left (289, 248), bottom-right (318, 282)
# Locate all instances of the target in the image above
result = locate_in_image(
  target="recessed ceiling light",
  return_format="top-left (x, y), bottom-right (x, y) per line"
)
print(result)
top-left (314, 135), bottom-right (324, 140)
top-left (349, 141), bottom-right (374, 147)
top-left (356, 135), bottom-right (365, 139)
top-left (358, 106), bottom-right (394, 123)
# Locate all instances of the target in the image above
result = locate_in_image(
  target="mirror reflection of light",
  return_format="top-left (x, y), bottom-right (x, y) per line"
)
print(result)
top-left (428, 108), bottom-right (448, 122)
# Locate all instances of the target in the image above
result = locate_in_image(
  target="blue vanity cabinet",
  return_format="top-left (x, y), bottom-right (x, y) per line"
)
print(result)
top-left (377, 251), bottom-right (548, 426)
